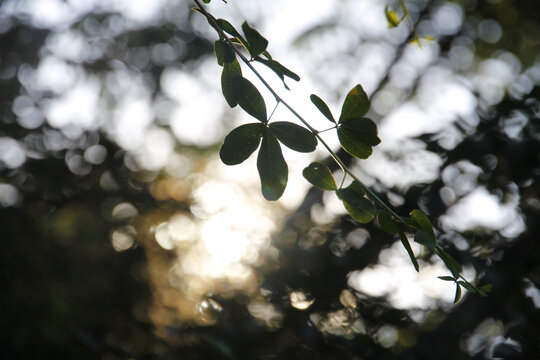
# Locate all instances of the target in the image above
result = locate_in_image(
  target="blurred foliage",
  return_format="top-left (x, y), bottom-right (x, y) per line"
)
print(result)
top-left (1, 0), bottom-right (540, 359)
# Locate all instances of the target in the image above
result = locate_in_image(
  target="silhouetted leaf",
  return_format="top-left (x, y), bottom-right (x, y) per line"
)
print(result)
top-left (214, 40), bottom-right (235, 66)
top-left (337, 118), bottom-right (380, 159)
top-left (438, 276), bottom-right (456, 281)
top-left (269, 121), bottom-right (316, 152)
top-left (221, 59), bottom-right (242, 108)
top-left (414, 230), bottom-right (436, 249)
top-left (310, 94), bottom-right (335, 124)
top-left (339, 84), bottom-right (370, 123)
top-left (457, 280), bottom-right (475, 292)
top-left (202, 0), bottom-right (211, 4)
top-left (436, 247), bottom-right (462, 278)
top-left (302, 162), bottom-right (337, 190)
top-left (242, 21), bottom-right (268, 57)
top-left (454, 283), bottom-right (462, 303)
top-left (235, 77), bottom-right (267, 122)
top-left (399, 229), bottom-right (419, 271)
top-left (219, 123), bottom-right (265, 165)
top-left (256, 58), bottom-right (300, 89)
top-left (216, 19), bottom-right (248, 47)
top-left (410, 209), bottom-right (435, 239)
top-left (378, 210), bottom-right (399, 235)
top-left (257, 130), bottom-right (288, 200)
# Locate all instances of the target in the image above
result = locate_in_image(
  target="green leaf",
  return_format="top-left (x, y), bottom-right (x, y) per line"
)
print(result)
top-left (255, 58), bottom-right (300, 89)
top-left (454, 283), bottom-right (462, 303)
top-left (436, 247), bottom-right (462, 278)
top-left (337, 118), bottom-right (380, 159)
top-left (257, 129), bottom-right (288, 200)
top-left (438, 276), bottom-right (456, 282)
top-left (410, 209), bottom-right (435, 239)
top-left (261, 50), bottom-right (272, 60)
top-left (479, 284), bottom-right (493, 296)
top-left (457, 280), bottom-right (476, 292)
top-left (269, 121), bottom-right (317, 153)
top-left (214, 40), bottom-right (235, 66)
top-left (242, 21), bottom-right (268, 57)
top-left (235, 77), bottom-right (267, 122)
top-left (414, 230), bottom-right (437, 249)
top-left (339, 84), bottom-right (370, 123)
top-left (385, 6), bottom-right (400, 28)
top-left (219, 123), bottom-right (265, 165)
top-left (310, 94), bottom-right (335, 124)
top-left (401, 216), bottom-right (420, 229)
top-left (398, 229), bottom-right (419, 272)
top-left (221, 59), bottom-right (242, 107)
top-left (378, 210), bottom-right (399, 235)
top-left (302, 162), bottom-right (337, 190)
top-left (216, 19), bottom-right (248, 47)
top-left (337, 189), bottom-right (375, 223)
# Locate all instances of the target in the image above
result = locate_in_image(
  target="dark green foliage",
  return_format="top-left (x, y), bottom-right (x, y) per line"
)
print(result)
top-left (269, 121), bottom-right (317, 152)
top-left (410, 209), bottom-right (435, 239)
top-left (336, 186), bottom-right (376, 223)
top-left (242, 21), bottom-right (268, 57)
top-left (257, 129), bottom-right (288, 200)
top-left (255, 58), bottom-right (300, 89)
top-left (378, 210), bottom-right (399, 235)
top-left (337, 118), bottom-right (380, 159)
top-left (302, 162), bottom-right (337, 190)
top-left (214, 40), bottom-right (235, 65)
top-left (399, 229), bottom-right (419, 271)
top-left (235, 77), bottom-right (267, 122)
top-left (339, 84), bottom-right (370, 123)
top-left (436, 247), bottom-right (462, 278)
top-left (221, 59), bottom-right (242, 107)
top-left (414, 230), bottom-right (437, 249)
top-left (219, 123), bottom-right (265, 165)
top-left (310, 94), bottom-right (335, 123)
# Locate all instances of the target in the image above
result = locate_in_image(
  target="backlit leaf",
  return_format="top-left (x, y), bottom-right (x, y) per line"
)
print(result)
top-left (219, 123), bottom-right (264, 165)
top-left (302, 162), bottom-right (337, 190)
top-left (454, 283), bottom-right (462, 303)
top-left (385, 6), bottom-right (400, 28)
top-left (257, 129), bottom-right (288, 200)
top-left (414, 230), bottom-right (436, 249)
top-left (235, 77), bottom-right (267, 123)
top-left (242, 21), bottom-right (268, 57)
top-left (438, 276), bottom-right (456, 282)
top-left (399, 229), bottom-right (419, 272)
top-left (310, 94), bottom-right (335, 124)
top-left (339, 84), bottom-right (370, 123)
top-left (337, 118), bottom-right (380, 159)
top-left (221, 59), bottom-right (242, 107)
top-left (410, 209), bottom-right (435, 239)
top-left (269, 121), bottom-right (317, 152)
top-left (256, 58), bottom-right (300, 89)
top-left (337, 188), bottom-right (375, 223)
top-left (216, 19), bottom-right (248, 47)
top-left (436, 247), bottom-right (462, 278)
top-left (378, 210), bottom-right (399, 235)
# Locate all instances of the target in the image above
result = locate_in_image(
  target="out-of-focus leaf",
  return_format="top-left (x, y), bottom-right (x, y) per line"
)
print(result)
top-left (257, 130), bottom-right (288, 200)
top-left (302, 162), bottom-right (337, 190)
top-left (339, 84), bottom-right (370, 123)
top-left (221, 59), bottom-right (242, 107)
top-left (385, 6), bottom-right (400, 27)
top-left (214, 40), bottom-right (235, 66)
top-left (202, 0), bottom-right (211, 4)
top-left (242, 21), bottom-right (268, 57)
top-left (310, 94), bottom-right (335, 124)
top-left (269, 121), bottom-right (316, 152)
top-left (378, 210), bottom-right (399, 235)
top-left (399, 229), bottom-right (419, 272)
top-left (337, 118), bottom-right (380, 159)
top-left (410, 209), bottom-right (435, 239)
top-left (454, 283), bottom-right (462, 303)
top-left (492, 343), bottom-right (522, 359)
top-left (457, 280), bottom-right (475, 292)
top-left (219, 123), bottom-right (265, 165)
top-left (235, 77), bottom-right (267, 122)
top-left (436, 247), bottom-right (462, 278)
top-left (479, 284), bottom-right (493, 296)
top-left (414, 230), bottom-right (437, 249)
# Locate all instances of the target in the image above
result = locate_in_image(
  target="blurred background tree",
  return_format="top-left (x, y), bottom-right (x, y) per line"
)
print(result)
top-left (1, 0), bottom-right (539, 359)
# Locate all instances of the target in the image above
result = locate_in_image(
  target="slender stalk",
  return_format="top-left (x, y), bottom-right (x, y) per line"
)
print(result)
top-left (193, 0), bottom-right (406, 224)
